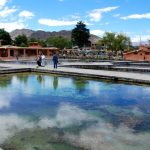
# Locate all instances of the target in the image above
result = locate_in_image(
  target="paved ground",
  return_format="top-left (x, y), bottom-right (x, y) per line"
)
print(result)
top-left (0, 62), bottom-right (150, 84)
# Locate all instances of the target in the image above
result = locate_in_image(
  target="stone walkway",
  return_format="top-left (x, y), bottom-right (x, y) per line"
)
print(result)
top-left (0, 62), bottom-right (150, 84)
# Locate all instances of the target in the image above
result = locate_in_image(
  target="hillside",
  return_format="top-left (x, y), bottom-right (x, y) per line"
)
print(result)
top-left (10, 29), bottom-right (100, 43)
top-left (10, 29), bottom-right (34, 40)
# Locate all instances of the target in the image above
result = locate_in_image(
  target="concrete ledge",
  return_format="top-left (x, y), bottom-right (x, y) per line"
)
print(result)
top-left (61, 64), bottom-right (150, 73)
top-left (0, 64), bottom-right (150, 85)
top-left (0, 68), bottom-right (31, 75)
top-left (31, 68), bottom-right (150, 85)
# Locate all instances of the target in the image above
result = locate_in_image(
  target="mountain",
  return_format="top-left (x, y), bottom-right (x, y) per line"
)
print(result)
top-left (10, 29), bottom-right (100, 43)
top-left (10, 29), bottom-right (34, 40)
top-left (30, 30), bottom-right (72, 40)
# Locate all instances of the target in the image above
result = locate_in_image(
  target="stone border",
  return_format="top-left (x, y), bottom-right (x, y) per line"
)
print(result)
top-left (31, 68), bottom-right (150, 85)
top-left (0, 67), bottom-right (149, 85)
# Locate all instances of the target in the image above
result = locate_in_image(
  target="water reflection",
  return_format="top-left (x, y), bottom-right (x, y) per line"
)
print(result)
top-left (0, 104), bottom-right (150, 150)
top-left (0, 76), bottom-right (12, 88)
top-left (16, 73), bottom-right (29, 83)
top-left (72, 78), bottom-right (89, 91)
top-left (0, 73), bottom-right (150, 150)
top-left (37, 74), bottom-right (45, 85)
top-left (53, 76), bottom-right (58, 90)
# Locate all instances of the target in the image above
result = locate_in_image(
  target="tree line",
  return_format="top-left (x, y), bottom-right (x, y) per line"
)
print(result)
top-left (0, 21), bottom-right (132, 56)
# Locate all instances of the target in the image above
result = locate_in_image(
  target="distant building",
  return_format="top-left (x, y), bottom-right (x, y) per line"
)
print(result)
top-left (123, 45), bottom-right (150, 61)
top-left (0, 42), bottom-right (59, 60)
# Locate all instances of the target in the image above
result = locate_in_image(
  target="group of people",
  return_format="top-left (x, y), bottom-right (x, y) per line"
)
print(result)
top-left (36, 53), bottom-right (46, 67)
top-left (36, 52), bottom-right (59, 69)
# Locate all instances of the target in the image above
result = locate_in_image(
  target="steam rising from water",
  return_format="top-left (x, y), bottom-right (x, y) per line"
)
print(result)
top-left (0, 104), bottom-right (150, 150)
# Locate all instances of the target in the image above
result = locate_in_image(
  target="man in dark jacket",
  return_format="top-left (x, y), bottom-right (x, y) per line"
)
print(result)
top-left (52, 52), bottom-right (59, 68)
top-left (36, 54), bottom-right (42, 67)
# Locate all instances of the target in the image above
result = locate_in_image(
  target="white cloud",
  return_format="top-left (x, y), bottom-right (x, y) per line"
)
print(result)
top-left (0, 104), bottom-right (149, 150)
top-left (89, 11), bottom-right (102, 22)
top-left (90, 29), bottom-right (105, 37)
top-left (0, 0), bottom-right (9, 9)
top-left (113, 13), bottom-right (120, 17)
top-left (0, 95), bottom-right (10, 108)
top-left (38, 18), bottom-right (78, 26)
top-left (88, 6), bottom-right (119, 22)
top-left (0, 21), bottom-right (26, 32)
top-left (70, 14), bottom-right (81, 20)
top-left (0, 6), bottom-right (17, 17)
top-left (0, 114), bottom-right (34, 144)
top-left (131, 35), bottom-right (150, 43)
top-left (121, 13), bottom-right (150, 20)
top-left (19, 10), bottom-right (34, 18)
top-left (38, 103), bottom-right (95, 128)
top-left (39, 104), bottom-right (150, 150)
top-left (64, 123), bottom-right (150, 150)
top-left (119, 32), bottom-right (150, 43)
top-left (0, 1), bottom-right (34, 32)
top-left (99, 22), bottom-right (109, 25)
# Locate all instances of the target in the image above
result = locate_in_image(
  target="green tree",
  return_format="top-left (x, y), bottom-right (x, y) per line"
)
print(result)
top-left (0, 75), bottom-right (12, 88)
top-left (72, 78), bottom-right (89, 91)
top-left (101, 32), bottom-right (116, 52)
top-left (98, 32), bottom-right (131, 57)
top-left (0, 28), bottom-right (12, 45)
top-left (14, 34), bottom-right (28, 47)
top-left (71, 21), bottom-right (90, 48)
top-left (39, 40), bottom-right (47, 47)
top-left (115, 33), bottom-right (131, 56)
top-left (16, 74), bottom-right (29, 84)
top-left (46, 36), bottom-right (71, 49)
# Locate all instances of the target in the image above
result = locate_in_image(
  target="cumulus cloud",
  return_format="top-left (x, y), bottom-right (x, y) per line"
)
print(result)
top-left (0, 114), bottom-right (34, 144)
top-left (64, 123), bottom-right (150, 150)
top-left (113, 13), bottom-right (120, 17)
top-left (88, 6), bottom-right (119, 22)
top-left (38, 18), bottom-right (78, 26)
top-left (0, 104), bottom-right (150, 150)
top-left (38, 103), bottom-right (96, 128)
top-left (19, 10), bottom-right (34, 18)
top-left (0, 0), bottom-right (34, 32)
top-left (131, 35), bottom-right (150, 43)
top-left (121, 13), bottom-right (150, 20)
top-left (90, 29), bottom-right (105, 37)
top-left (0, 21), bottom-right (26, 32)
top-left (0, 0), bottom-right (9, 9)
top-left (38, 104), bottom-right (150, 150)
top-left (70, 14), bottom-right (81, 20)
top-left (0, 6), bottom-right (17, 17)
top-left (0, 95), bottom-right (11, 109)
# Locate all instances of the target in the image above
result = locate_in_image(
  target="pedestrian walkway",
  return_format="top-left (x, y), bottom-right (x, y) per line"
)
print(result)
top-left (0, 62), bottom-right (150, 84)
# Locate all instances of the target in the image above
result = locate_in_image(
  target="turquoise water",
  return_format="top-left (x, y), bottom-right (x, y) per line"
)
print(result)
top-left (0, 73), bottom-right (150, 150)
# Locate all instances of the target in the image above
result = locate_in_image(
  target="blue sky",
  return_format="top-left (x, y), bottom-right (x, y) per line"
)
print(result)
top-left (0, 0), bottom-right (150, 42)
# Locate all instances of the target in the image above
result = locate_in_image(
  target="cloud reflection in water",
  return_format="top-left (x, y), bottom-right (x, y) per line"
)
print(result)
top-left (0, 104), bottom-right (149, 150)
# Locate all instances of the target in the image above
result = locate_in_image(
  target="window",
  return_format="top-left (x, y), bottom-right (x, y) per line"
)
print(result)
top-left (10, 50), bottom-right (14, 56)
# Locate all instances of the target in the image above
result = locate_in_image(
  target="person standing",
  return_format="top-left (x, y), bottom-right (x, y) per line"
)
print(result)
top-left (36, 54), bottom-right (42, 67)
top-left (52, 52), bottom-right (59, 69)
top-left (41, 53), bottom-right (46, 66)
